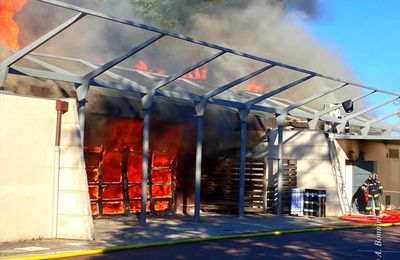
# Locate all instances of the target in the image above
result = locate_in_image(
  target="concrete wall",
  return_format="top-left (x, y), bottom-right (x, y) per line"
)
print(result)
top-left (266, 130), bottom-right (341, 216)
top-left (57, 99), bottom-right (94, 240)
top-left (0, 93), bottom-right (93, 242)
top-left (336, 139), bottom-right (400, 209)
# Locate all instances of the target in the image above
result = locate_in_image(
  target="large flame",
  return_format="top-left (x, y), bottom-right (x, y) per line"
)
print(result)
top-left (85, 118), bottom-right (187, 215)
top-left (0, 0), bottom-right (27, 49)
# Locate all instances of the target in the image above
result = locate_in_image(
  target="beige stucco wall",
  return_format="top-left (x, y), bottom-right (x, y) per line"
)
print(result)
top-left (57, 99), bottom-right (94, 240)
top-left (0, 93), bottom-right (93, 242)
top-left (266, 130), bottom-right (342, 216)
top-left (336, 139), bottom-right (400, 209)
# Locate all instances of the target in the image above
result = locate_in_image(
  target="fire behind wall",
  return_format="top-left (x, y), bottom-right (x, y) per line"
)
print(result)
top-left (83, 114), bottom-right (194, 215)
top-left (81, 94), bottom-right (264, 216)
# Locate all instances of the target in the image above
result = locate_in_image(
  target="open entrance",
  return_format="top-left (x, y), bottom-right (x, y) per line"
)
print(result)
top-left (347, 160), bottom-right (377, 213)
top-left (85, 147), bottom-right (176, 215)
top-left (83, 116), bottom-right (192, 216)
top-left (352, 160), bottom-right (377, 194)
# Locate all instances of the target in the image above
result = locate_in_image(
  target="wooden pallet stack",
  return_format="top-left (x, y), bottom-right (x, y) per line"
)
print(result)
top-left (201, 157), bottom-right (266, 213)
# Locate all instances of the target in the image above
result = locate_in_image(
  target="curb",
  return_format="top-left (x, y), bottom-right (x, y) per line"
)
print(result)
top-left (5, 222), bottom-right (400, 260)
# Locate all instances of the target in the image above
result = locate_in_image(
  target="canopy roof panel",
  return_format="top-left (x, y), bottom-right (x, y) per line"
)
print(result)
top-left (1, 0), bottom-right (399, 136)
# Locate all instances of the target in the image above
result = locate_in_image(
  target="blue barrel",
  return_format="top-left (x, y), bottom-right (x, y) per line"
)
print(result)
top-left (304, 189), bottom-right (319, 216)
top-left (317, 190), bottom-right (326, 217)
top-left (290, 188), bottom-right (304, 216)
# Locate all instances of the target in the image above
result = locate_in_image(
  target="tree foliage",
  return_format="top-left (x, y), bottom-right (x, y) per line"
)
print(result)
top-left (130, 0), bottom-right (228, 29)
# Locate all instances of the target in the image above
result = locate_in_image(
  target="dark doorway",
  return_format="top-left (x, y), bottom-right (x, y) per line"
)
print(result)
top-left (353, 160), bottom-right (377, 194)
top-left (350, 160), bottom-right (377, 214)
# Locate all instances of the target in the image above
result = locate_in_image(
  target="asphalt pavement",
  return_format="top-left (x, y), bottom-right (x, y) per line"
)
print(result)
top-left (1, 213), bottom-right (398, 259)
top-left (62, 226), bottom-right (400, 260)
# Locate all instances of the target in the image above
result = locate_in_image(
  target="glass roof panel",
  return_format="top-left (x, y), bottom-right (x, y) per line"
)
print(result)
top-left (213, 66), bottom-right (307, 103)
top-left (159, 53), bottom-right (263, 95)
top-left (298, 84), bottom-right (366, 112)
top-left (12, 56), bottom-right (54, 71)
top-left (23, 54), bottom-right (94, 75)
top-left (352, 92), bottom-right (399, 124)
top-left (117, 36), bottom-right (216, 82)
top-left (29, 13), bottom-right (155, 76)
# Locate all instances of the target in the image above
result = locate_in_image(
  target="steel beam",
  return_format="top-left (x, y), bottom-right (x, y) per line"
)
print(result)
top-left (18, 52), bottom-right (277, 114)
top-left (317, 91), bottom-right (376, 118)
top-left (9, 66), bottom-right (82, 83)
top-left (341, 97), bottom-right (399, 123)
top-left (36, 0), bottom-right (400, 100)
top-left (140, 109), bottom-right (151, 225)
top-left (77, 99), bottom-right (87, 143)
top-left (308, 90), bottom-right (376, 129)
top-left (203, 65), bottom-right (275, 100)
top-left (0, 68), bottom-right (9, 88)
top-left (276, 114), bottom-right (286, 216)
top-left (26, 52), bottom-right (148, 93)
top-left (82, 34), bottom-right (165, 81)
top-left (153, 51), bottom-right (226, 91)
top-left (251, 104), bottom-right (279, 114)
top-left (1, 12), bottom-right (85, 67)
top-left (194, 114), bottom-right (204, 223)
top-left (74, 80), bottom-right (89, 142)
top-left (0, 12), bottom-right (85, 86)
top-left (383, 121), bottom-right (400, 135)
top-left (16, 50), bottom-right (399, 135)
top-left (361, 110), bottom-right (400, 135)
top-left (284, 83), bottom-right (348, 113)
top-left (6, 56), bottom-right (395, 136)
top-left (238, 109), bottom-right (250, 218)
top-left (245, 75), bottom-right (315, 108)
top-left (23, 55), bottom-right (75, 75)
top-left (337, 96), bottom-right (400, 132)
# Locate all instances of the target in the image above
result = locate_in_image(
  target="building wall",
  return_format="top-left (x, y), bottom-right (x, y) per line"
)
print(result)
top-left (0, 93), bottom-right (93, 242)
top-left (336, 139), bottom-right (400, 209)
top-left (58, 99), bottom-right (94, 240)
top-left (266, 130), bottom-right (342, 216)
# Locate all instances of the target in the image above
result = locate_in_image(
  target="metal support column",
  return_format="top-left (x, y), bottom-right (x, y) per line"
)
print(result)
top-left (0, 66), bottom-right (8, 88)
top-left (140, 109), bottom-right (151, 225)
top-left (78, 99), bottom-right (87, 142)
top-left (194, 115), bottom-right (204, 223)
top-left (75, 80), bottom-right (90, 143)
top-left (239, 121), bottom-right (247, 218)
top-left (0, 12), bottom-right (85, 87)
top-left (238, 109), bottom-right (249, 218)
top-left (276, 114), bottom-right (286, 215)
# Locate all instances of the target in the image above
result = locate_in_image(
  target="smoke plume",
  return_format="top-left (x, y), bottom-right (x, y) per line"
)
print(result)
top-left (186, 1), bottom-right (358, 108)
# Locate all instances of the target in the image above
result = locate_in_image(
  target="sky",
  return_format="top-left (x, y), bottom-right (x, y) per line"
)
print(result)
top-left (297, 0), bottom-right (400, 124)
top-left (301, 0), bottom-right (399, 92)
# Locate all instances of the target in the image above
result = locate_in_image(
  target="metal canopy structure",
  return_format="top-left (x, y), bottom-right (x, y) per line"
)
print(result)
top-left (2, 0), bottom-right (400, 224)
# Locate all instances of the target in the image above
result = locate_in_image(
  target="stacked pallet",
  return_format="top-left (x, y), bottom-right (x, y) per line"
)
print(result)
top-left (265, 159), bottom-right (298, 213)
top-left (201, 157), bottom-right (265, 213)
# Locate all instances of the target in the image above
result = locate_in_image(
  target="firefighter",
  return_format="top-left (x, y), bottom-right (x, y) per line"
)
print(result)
top-left (362, 173), bottom-right (384, 216)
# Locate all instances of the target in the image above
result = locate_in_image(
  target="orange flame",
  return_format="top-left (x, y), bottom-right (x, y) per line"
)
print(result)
top-left (0, 0), bottom-right (27, 49)
top-left (181, 66), bottom-right (207, 80)
top-left (85, 118), bottom-right (190, 215)
top-left (134, 60), bottom-right (149, 71)
top-left (246, 79), bottom-right (265, 93)
top-left (134, 59), bottom-right (207, 80)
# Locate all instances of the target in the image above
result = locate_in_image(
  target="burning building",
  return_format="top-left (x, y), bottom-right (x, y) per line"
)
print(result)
top-left (1, 0), bottom-right (400, 242)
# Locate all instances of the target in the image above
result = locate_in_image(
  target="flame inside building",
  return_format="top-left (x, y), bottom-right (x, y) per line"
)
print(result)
top-left (84, 117), bottom-right (193, 215)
